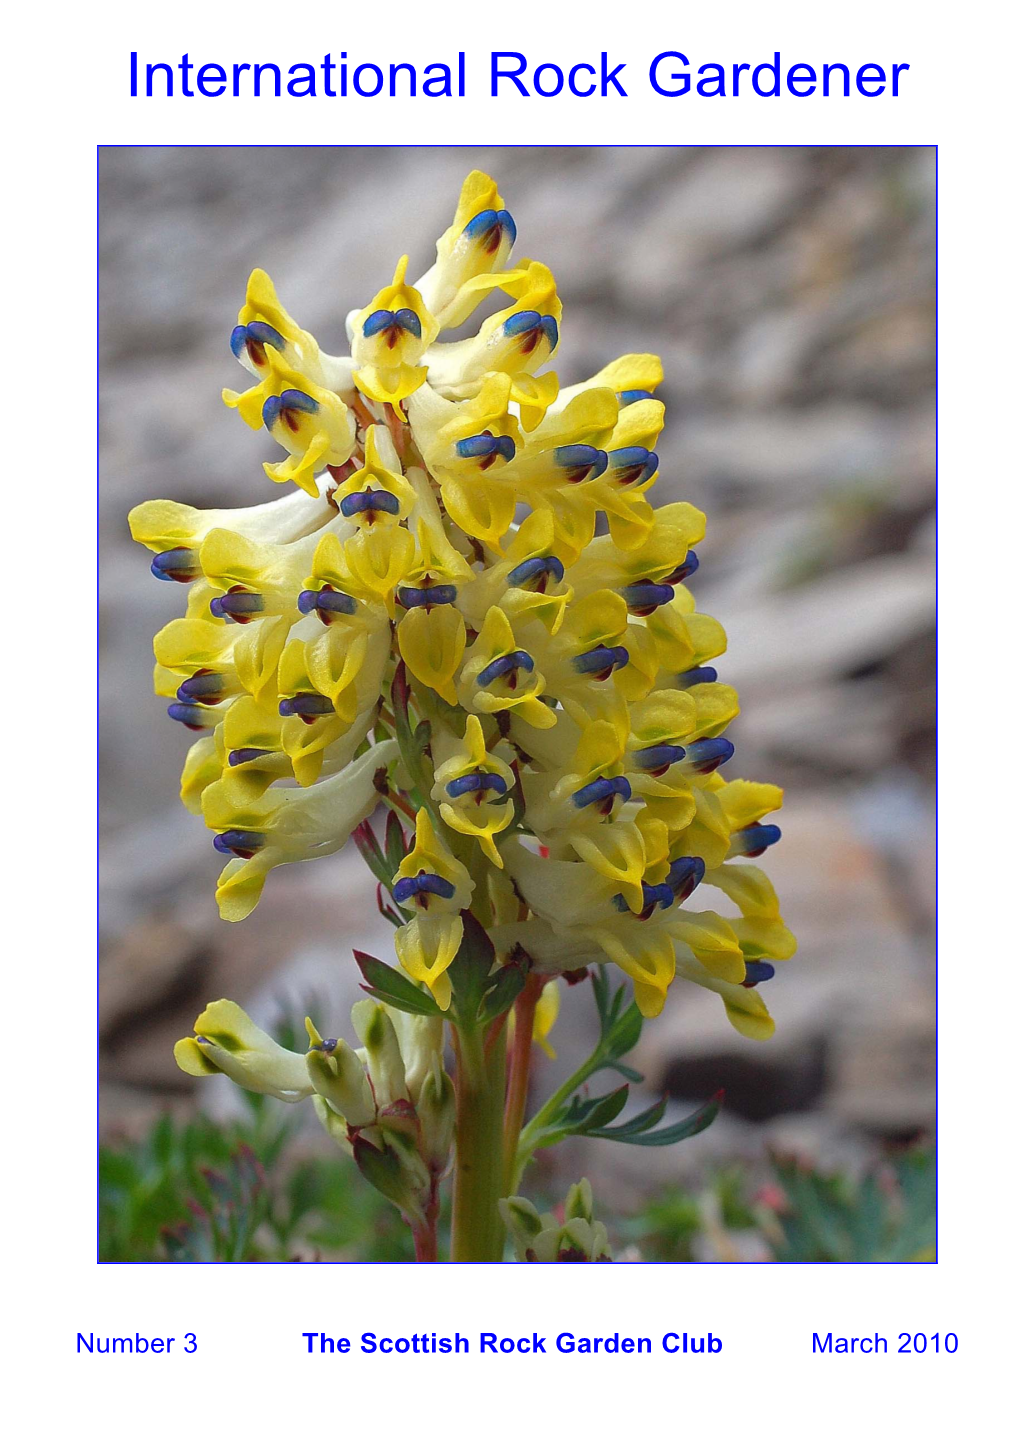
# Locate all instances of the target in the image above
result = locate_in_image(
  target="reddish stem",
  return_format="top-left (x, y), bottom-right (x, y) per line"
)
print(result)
top-left (412, 1180), bottom-right (440, 1262)
top-left (385, 791), bottom-right (418, 823)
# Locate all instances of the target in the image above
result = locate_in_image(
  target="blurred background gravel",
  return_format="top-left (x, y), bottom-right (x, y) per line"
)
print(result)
top-left (98, 145), bottom-right (935, 1211)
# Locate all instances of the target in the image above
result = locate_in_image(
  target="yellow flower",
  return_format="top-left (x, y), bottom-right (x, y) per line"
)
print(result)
top-left (257, 352), bottom-right (358, 495)
top-left (415, 170), bottom-right (518, 328)
top-left (431, 715), bottom-right (515, 866)
top-left (223, 267), bottom-right (354, 427)
top-left (392, 810), bottom-right (473, 1009)
top-left (174, 999), bottom-right (314, 1101)
top-left (351, 255), bottom-right (439, 405)
top-left (458, 607), bottom-right (557, 730)
top-left (203, 739), bottom-right (397, 921)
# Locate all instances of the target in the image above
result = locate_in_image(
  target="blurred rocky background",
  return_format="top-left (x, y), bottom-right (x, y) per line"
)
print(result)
top-left (99, 146), bottom-right (935, 1223)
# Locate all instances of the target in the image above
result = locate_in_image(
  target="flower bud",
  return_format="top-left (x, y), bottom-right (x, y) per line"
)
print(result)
top-left (388, 1011), bottom-right (445, 1104)
top-left (416, 1056), bottom-right (456, 1171)
top-left (353, 1130), bottom-right (431, 1229)
top-left (564, 1177), bottom-right (595, 1224)
top-left (312, 1094), bottom-right (352, 1154)
top-left (501, 1180), bottom-right (612, 1261)
top-left (351, 1000), bottom-right (408, 1107)
top-left (304, 1019), bottom-right (376, 1127)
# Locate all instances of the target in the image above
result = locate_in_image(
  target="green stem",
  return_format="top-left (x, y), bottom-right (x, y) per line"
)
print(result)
top-left (450, 1022), bottom-right (507, 1261)
top-left (513, 1047), bottom-right (608, 1187)
top-left (502, 973), bottom-right (544, 1194)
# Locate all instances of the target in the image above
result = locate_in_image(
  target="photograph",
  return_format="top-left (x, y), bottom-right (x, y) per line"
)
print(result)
top-left (98, 144), bottom-right (936, 1263)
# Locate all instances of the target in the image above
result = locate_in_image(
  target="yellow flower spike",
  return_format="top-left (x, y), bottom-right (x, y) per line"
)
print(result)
top-left (392, 809), bottom-right (474, 1007)
top-left (432, 715), bottom-right (515, 867)
top-left (351, 255), bottom-right (439, 405)
top-left (131, 169), bottom-right (796, 1075)
top-left (397, 604), bottom-right (466, 707)
top-left (458, 606), bottom-right (557, 729)
top-left (256, 352), bottom-right (357, 496)
top-left (174, 999), bottom-right (314, 1100)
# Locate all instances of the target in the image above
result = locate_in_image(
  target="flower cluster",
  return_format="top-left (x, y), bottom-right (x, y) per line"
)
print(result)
top-left (501, 1179), bottom-right (611, 1262)
top-left (176, 997), bottom-right (453, 1241)
top-left (131, 169), bottom-right (794, 1037)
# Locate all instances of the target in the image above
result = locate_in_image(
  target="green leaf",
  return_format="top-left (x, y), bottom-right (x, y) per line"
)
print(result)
top-left (606, 1062), bottom-right (644, 1083)
top-left (587, 1090), bottom-right (722, 1146)
top-left (556, 1085), bottom-right (630, 1137)
top-left (477, 959), bottom-right (529, 1026)
top-left (354, 951), bottom-right (441, 1017)
top-left (447, 911), bottom-right (496, 1023)
top-left (602, 1001), bottom-right (643, 1060)
top-left (352, 822), bottom-right (394, 888)
top-left (384, 809), bottom-right (407, 875)
top-left (594, 1095), bottom-right (669, 1138)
